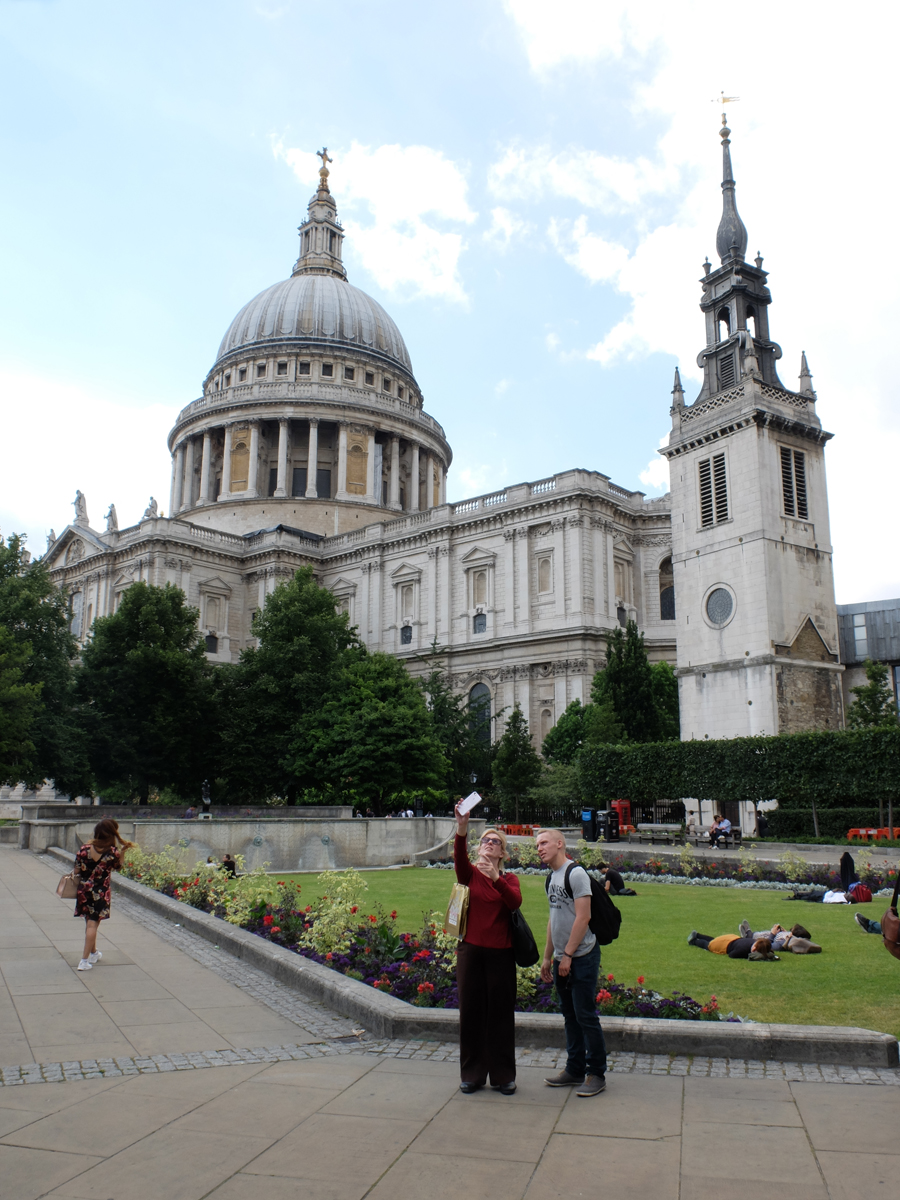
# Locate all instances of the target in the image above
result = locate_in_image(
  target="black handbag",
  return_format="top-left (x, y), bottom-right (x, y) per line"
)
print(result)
top-left (509, 909), bottom-right (540, 967)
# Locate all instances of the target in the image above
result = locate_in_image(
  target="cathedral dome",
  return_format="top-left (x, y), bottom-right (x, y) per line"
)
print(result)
top-left (214, 272), bottom-right (412, 375)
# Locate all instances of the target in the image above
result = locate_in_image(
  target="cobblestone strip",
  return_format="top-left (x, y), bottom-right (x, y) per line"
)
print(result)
top-left (20, 855), bottom-right (899, 1091)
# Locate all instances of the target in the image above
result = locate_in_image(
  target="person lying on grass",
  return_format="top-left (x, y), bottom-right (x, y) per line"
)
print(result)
top-left (687, 930), bottom-right (779, 960)
top-left (737, 920), bottom-right (821, 954)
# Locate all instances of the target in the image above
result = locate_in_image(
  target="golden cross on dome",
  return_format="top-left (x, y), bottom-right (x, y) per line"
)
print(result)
top-left (317, 147), bottom-right (333, 173)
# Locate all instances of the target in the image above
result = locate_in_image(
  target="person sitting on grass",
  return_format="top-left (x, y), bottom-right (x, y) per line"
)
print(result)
top-left (737, 920), bottom-right (821, 953)
top-left (687, 930), bottom-right (779, 960)
top-left (598, 864), bottom-right (636, 896)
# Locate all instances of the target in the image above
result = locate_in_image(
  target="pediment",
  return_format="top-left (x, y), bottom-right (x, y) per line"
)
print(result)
top-left (613, 538), bottom-right (634, 559)
top-left (44, 524), bottom-right (107, 568)
top-left (328, 575), bottom-right (358, 595)
top-left (460, 545), bottom-right (497, 567)
top-left (774, 616), bottom-right (838, 663)
top-left (197, 576), bottom-right (232, 596)
top-left (390, 561), bottom-right (423, 581)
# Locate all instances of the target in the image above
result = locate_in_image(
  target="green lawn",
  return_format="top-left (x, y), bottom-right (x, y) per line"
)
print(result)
top-left (274, 868), bottom-right (900, 1037)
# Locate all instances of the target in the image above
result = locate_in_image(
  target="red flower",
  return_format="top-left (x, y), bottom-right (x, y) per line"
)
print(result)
top-left (390, 910), bottom-right (398, 920)
top-left (350, 906), bottom-right (358, 914)
top-left (596, 989), bottom-right (612, 1004)
top-left (325, 953), bottom-right (333, 961)
top-left (637, 976), bottom-right (645, 985)
top-left (417, 981), bottom-right (435, 994)
top-left (263, 915), bottom-right (274, 926)
top-left (607, 973), bottom-right (615, 982)
top-left (369, 915), bottom-right (377, 923)
top-left (271, 926), bottom-right (281, 933)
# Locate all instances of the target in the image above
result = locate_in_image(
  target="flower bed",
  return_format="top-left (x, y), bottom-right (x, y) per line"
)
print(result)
top-left (121, 847), bottom-right (728, 1019)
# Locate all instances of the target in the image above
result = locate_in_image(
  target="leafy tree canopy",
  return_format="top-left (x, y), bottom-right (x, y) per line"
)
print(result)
top-left (650, 660), bottom-right (680, 740)
top-left (76, 582), bottom-right (215, 803)
top-left (0, 534), bottom-right (88, 793)
top-left (493, 704), bottom-right (542, 818)
top-left (847, 659), bottom-right (899, 730)
top-left (416, 641), bottom-right (493, 794)
top-left (289, 652), bottom-right (446, 812)
top-left (0, 625), bottom-right (43, 784)
top-left (592, 621), bottom-right (676, 743)
top-left (216, 567), bottom-right (363, 803)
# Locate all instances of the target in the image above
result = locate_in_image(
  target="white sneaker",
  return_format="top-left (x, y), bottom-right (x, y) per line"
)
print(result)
top-left (88, 951), bottom-right (102, 964)
top-left (77, 959), bottom-right (92, 971)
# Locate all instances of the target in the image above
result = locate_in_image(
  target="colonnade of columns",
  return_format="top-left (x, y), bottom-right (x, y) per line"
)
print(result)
top-left (167, 418), bottom-right (447, 516)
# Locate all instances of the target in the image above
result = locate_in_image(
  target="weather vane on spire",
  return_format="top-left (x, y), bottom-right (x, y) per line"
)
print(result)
top-left (713, 92), bottom-right (740, 124)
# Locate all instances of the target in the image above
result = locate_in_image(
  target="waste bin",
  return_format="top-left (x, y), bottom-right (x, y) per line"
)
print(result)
top-left (581, 808), bottom-right (597, 841)
top-left (596, 810), bottom-right (621, 843)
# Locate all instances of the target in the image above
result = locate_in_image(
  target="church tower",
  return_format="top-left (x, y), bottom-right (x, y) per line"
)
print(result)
top-left (663, 114), bottom-right (844, 740)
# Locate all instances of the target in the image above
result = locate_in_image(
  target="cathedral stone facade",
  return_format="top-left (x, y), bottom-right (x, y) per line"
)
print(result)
top-left (44, 128), bottom-right (842, 744)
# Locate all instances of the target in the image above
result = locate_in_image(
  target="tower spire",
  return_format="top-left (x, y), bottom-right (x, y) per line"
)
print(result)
top-left (715, 114), bottom-right (748, 264)
top-left (799, 351), bottom-right (816, 397)
top-left (671, 366), bottom-right (685, 410)
top-left (292, 147), bottom-right (347, 280)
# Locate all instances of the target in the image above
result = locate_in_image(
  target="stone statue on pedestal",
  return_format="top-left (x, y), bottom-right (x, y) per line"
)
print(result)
top-left (105, 504), bottom-right (118, 533)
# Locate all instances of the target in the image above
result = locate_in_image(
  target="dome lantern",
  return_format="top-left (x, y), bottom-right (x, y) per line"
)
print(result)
top-left (292, 147), bottom-right (347, 281)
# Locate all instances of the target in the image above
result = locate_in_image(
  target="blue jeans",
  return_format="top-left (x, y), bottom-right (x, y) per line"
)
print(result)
top-left (553, 943), bottom-right (607, 1079)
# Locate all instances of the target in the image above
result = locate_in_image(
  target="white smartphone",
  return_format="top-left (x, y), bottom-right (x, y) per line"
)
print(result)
top-left (457, 791), bottom-right (481, 815)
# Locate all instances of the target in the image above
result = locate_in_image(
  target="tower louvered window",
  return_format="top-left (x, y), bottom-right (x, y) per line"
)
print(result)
top-left (698, 453), bottom-right (728, 527)
top-left (780, 447), bottom-right (808, 519)
top-left (717, 352), bottom-right (735, 389)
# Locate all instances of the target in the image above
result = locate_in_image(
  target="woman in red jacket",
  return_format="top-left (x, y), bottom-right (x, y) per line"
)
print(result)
top-left (454, 801), bottom-right (522, 1095)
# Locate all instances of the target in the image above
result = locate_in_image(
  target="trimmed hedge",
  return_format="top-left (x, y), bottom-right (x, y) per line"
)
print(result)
top-left (578, 728), bottom-right (900, 807)
top-left (766, 807), bottom-right (883, 841)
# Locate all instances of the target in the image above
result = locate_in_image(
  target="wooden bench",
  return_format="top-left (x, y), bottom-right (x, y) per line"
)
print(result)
top-left (628, 823), bottom-right (683, 845)
top-left (687, 826), bottom-right (743, 849)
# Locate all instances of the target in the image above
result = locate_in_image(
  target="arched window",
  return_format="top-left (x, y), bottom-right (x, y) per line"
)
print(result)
top-left (659, 557), bottom-right (675, 621)
top-left (469, 683), bottom-right (491, 743)
top-left (746, 307), bottom-right (757, 339)
top-left (69, 591), bottom-right (83, 637)
top-left (540, 708), bottom-right (553, 741)
top-left (538, 557), bottom-right (552, 594)
top-left (400, 584), bottom-right (414, 620)
top-left (716, 307), bottom-right (731, 342)
top-left (400, 625), bottom-right (412, 645)
top-left (473, 570), bottom-right (487, 607)
top-left (205, 634), bottom-right (218, 654)
top-left (206, 597), bottom-right (220, 629)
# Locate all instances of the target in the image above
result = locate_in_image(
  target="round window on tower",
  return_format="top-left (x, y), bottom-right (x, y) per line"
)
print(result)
top-left (705, 587), bottom-right (734, 626)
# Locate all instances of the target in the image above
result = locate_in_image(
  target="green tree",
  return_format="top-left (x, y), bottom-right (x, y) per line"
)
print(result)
top-left (530, 761), bottom-right (582, 809)
top-left (0, 626), bottom-right (43, 784)
top-left (417, 641), bottom-right (492, 794)
top-left (76, 583), bottom-right (215, 803)
top-left (592, 621), bottom-right (662, 742)
top-left (216, 567), bottom-right (362, 803)
top-left (541, 699), bottom-right (587, 764)
top-left (0, 534), bottom-right (88, 794)
top-left (650, 660), bottom-right (680, 740)
top-left (583, 698), bottom-right (626, 747)
top-left (493, 704), bottom-right (542, 821)
top-left (847, 659), bottom-right (899, 730)
top-left (289, 652), bottom-right (446, 813)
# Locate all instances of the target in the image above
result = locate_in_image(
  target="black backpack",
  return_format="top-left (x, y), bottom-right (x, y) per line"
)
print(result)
top-left (545, 862), bottom-right (622, 946)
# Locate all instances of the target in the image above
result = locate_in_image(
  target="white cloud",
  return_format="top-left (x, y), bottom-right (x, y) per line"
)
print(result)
top-left (483, 206), bottom-right (534, 250)
top-left (639, 437), bottom-right (670, 494)
top-left (452, 463), bottom-right (507, 500)
top-left (490, 146), bottom-right (675, 213)
top-left (274, 141), bottom-right (476, 303)
top-left (545, 332), bottom-right (560, 353)
top-left (0, 370), bottom-right (172, 559)
top-left (494, 379), bottom-right (511, 395)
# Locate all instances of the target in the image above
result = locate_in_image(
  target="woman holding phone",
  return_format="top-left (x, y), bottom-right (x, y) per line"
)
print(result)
top-left (453, 799), bottom-right (522, 1095)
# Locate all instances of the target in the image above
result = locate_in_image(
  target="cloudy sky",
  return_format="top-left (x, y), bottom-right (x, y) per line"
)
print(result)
top-left (1, 0), bottom-right (897, 602)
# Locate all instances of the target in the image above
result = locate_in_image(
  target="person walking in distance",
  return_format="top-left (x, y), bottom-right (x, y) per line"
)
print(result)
top-left (536, 828), bottom-right (607, 1097)
top-left (73, 819), bottom-right (135, 971)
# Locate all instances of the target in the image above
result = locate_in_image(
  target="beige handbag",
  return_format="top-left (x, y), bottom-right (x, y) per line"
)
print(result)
top-left (56, 872), bottom-right (78, 900)
top-left (445, 882), bottom-right (469, 941)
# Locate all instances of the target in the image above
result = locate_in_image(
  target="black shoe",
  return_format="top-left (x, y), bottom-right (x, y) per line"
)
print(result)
top-left (459, 1081), bottom-right (482, 1094)
top-left (854, 913), bottom-right (871, 933)
top-left (497, 1082), bottom-right (517, 1095)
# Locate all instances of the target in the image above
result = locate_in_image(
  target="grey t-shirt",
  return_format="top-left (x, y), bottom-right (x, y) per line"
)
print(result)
top-left (547, 863), bottom-right (596, 958)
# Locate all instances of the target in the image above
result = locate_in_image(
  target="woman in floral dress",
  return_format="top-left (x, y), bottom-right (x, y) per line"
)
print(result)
top-left (74, 818), bottom-right (134, 971)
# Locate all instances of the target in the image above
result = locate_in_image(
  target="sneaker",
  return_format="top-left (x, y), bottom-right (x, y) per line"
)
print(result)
top-left (544, 1070), bottom-right (585, 1087)
top-left (576, 1075), bottom-right (606, 1097)
top-left (687, 930), bottom-right (698, 946)
top-left (88, 951), bottom-right (102, 964)
top-left (854, 913), bottom-right (871, 933)
top-left (739, 920), bottom-right (752, 939)
top-left (76, 959), bottom-right (92, 971)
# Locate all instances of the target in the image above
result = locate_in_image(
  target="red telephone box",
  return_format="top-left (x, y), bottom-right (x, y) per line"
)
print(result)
top-left (610, 799), bottom-right (632, 828)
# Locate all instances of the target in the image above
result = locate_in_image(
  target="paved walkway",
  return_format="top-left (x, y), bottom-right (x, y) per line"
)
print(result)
top-left (2, 849), bottom-right (899, 1200)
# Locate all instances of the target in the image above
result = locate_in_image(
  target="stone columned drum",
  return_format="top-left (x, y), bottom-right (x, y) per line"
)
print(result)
top-left (167, 153), bottom-right (452, 537)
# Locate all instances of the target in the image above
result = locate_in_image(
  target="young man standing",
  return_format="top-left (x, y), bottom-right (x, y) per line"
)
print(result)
top-left (536, 828), bottom-right (607, 1097)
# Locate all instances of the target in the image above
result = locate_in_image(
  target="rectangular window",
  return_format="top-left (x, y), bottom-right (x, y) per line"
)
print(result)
top-left (316, 468), bottom-right (332, 499)
top-left (698, 453), bottom-right (728, 527)
top-left (400, 625), bottom-right (412, 645)
top-left (256, 363), bottom-right (266, 378)
top-left (322, 363), bottom-right (333, 377)
top-left (224, 373), bottom-right (231, 386)
top-left (298, 361), bottom-right (311, 375)
top-left (397, 386), bottom-right (405, 399)
top-left (718, 352), bottom-right (736, 389)
top-left (780, 447), bottom-right (808, 519)
top-left (853, 612), bottom-right (868, 659)
top-left (473, 613), bottom-right (487, 634)
top-left (268, 467), bottom-right (278, 497)
top-left (383, 378), bottom-right (392, 392)
top-left (382, 479), bottom-right (388, 505)
top-left (365, 371), bottom-right (375, 385)
top-left (238, 367), bottom-right (247, 382)
top-left (291, 466), bottom-right (307, 497)
top-left (344, 366), bottom-right (355, 380)
top-left (277, 361), bottom-right (287, 376)
top-left (401, 584), bottom-right (413, 619)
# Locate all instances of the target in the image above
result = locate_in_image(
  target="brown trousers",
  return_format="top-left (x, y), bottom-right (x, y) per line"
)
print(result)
top-left (456, 942), bottom-right (516, 1086)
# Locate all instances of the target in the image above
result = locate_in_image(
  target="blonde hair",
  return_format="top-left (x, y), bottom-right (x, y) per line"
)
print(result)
top-left (536, 827), bottom-right (565, 845)
top-left (479, 827), bottom-right (509, 862)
